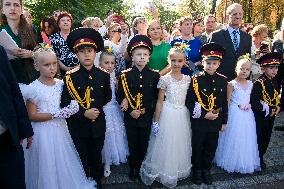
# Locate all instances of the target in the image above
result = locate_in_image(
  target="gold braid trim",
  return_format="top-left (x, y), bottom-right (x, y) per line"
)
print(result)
top-left (259, 80), bottom-right (280, 107)
top-left (66, 74), bottom-right (92, 109)
top-left (192, 77), bottom-right (215, 111)
top-left (121, 73), bottom-right (143, 110)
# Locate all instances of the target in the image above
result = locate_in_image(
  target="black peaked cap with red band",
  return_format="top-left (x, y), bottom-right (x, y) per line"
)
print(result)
top-left (200, 42), bottom-right (225, 61)
top-left (256, 52), bottom-right (282, 67)
top-left (127, 35), bottom-right (153, 56)
top-left (67, 27), bottom-right (104, 53)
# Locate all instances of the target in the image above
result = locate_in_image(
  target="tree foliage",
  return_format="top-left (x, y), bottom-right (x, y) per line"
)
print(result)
top-left (215, 0), bottom-right (284, 29)
top-left (24, 0), bottom-right (124, 27)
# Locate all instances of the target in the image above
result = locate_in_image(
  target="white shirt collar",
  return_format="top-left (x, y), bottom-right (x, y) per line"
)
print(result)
top-left (227, 25), bottom-right (240, 34)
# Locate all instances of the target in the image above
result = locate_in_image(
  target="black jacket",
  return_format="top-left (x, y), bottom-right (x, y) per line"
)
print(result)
top-left (186, 72), bottom-right (228, 132)
top-left (0, 45), bottom-right (33, 152)
top-left (117, 66), bottom-right (160, 127)
top-left (60, 65), bottom-right (112, 138)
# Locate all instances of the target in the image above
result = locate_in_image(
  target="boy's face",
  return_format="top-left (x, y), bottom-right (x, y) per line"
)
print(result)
top-left (131, 48), bottom-right (150, 68)
top-left (202, 59), bottom-right (220, 75)
top-left (262, 65), bottom-right (279, 79)
top-left (76, 47), bottom-right (96, 68)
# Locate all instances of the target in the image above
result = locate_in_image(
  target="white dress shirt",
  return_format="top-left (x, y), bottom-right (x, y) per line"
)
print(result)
top-left (227, 26), bottom-right (240, 48)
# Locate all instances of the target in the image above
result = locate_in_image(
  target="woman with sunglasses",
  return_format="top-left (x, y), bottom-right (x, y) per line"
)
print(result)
top-left (103, 22), bottom-right (128, 77)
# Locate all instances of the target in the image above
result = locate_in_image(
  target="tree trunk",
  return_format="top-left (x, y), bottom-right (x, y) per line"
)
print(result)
top-left (211, 0), bottom-right (217, 14)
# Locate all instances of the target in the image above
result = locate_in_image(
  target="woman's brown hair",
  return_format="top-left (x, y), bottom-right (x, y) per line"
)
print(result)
top-left (0, 0), bottom-right (36, 50)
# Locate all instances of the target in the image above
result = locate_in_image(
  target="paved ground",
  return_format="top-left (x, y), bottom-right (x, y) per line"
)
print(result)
top-left (102, 112), bottom-right (284, 189)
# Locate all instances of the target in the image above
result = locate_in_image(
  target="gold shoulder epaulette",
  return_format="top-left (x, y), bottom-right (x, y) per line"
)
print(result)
top-left (216, 72), bottom-right (227, 79)
top-left (122, 68), bottom-right (132, 73)
top-left (193, 71), bottom-right (204, 78)
top-left (97, 66), bottom-right (109, 74)
top-left (255, 77), bottom-right (265, 84)
top-left (66, 66), bottom-right (80, 75)
top-left (149, 68), bottom-right (159, 73)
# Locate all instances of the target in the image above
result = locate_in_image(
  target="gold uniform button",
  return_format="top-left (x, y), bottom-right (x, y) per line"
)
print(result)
top-left (89, 76), bottom-right (93, 80)
top-left (213, 88), bottom-right (216, 91)
top-left (78, 87), bottom-right (80, 89)
top-left (204, 89), bottom-right (207, 91)
top-left (213, 80), bottom-right (215, 83)
top-left (140, 85), bottom-right (143, 88)
top-left (140, 76), bottom-right (143, 79)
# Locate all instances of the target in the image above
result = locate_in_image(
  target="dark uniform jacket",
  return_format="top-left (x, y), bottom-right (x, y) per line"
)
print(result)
top-left (186, 71), bottom-right (228, 132)
top-left (0, 45), bottom-right (33, 152)
top-left (117, 66), bottom-right (160, 127)
top-left (60, 65), bottom-right (112, 138)
top-left (251, 74), bottom-right (280, 118)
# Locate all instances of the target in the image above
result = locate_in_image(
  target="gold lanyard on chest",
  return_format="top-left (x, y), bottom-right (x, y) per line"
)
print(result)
top-left (260, 80), bottom-right (280, 107)
top-left (121, 73), bottom-right (143, 111)
top-left (193, 77), bottom-right (215, 111)
top-left (66, 74), bottom-right (93, 109)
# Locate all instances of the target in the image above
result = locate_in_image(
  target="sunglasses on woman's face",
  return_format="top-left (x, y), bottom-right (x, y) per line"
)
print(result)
top-left (112, 28), bottom-right (122, 33)
top-left (53, 12), bottom-right (60, 17)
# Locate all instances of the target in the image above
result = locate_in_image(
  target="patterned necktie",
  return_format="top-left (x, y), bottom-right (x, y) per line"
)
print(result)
top-left (232, 30), bottom-right (238, 51)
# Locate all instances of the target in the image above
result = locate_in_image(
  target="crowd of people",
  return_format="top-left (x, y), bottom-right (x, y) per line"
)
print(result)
top-left (0, 0), bottom-right (283, 189)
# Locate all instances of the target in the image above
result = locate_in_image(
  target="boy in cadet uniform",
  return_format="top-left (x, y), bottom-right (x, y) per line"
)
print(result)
top-left (250, 52), bottom-right (282, 170)
top-left (186, 43), bottom-right (228, 185)
top-left (117, 35), bottom-right (160, 181)
top-left (61, 28), bottom-right (112, 188)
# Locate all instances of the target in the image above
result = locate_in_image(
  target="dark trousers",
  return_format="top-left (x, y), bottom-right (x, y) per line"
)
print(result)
top-left (125, 125), bottom-right (151, 171)
top-left (71, 135), bottom-right (105, 182)
top-left (0, 131), bottom-right (25, 189)
top-left (255, 116), bottom-right (275, 160)
top-left (191, 130), bottom-right (219, 171)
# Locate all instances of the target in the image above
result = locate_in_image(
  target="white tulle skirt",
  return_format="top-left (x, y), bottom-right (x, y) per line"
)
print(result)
top-left (24, 119), bottom-right (96, 189)
top-left (215, 104), bottom-right (260, 174)
top-left (140, 101), bottom-right (192, 188)
top-left (102, 101), bottom-right (129, 165)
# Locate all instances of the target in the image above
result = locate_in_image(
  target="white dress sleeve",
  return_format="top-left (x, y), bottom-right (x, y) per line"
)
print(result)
top-left (19, 82), bottom-right (39, 105)
top-left (157, 75), bottom-right (168, 90)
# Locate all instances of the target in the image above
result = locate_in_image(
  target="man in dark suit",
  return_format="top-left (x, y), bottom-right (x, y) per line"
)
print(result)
top-left (0, 45), bottom-right (33, 189)
top-left (210, 3), bottom-right (252, 81)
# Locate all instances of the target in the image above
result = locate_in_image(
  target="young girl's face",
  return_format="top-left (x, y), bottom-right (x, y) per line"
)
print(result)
top-left (236, 60), bottom-right (251, 79)
top-left (100, 54), bottom-right (115, 73)
top-left (2, 0), bottom-right (22, 21)
top-left (35, 52), bottom-right (57, 79)
top-left (169, 52), bottom-right (185, 71)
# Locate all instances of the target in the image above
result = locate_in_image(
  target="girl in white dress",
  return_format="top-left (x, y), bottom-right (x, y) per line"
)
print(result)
top-left (215, 55), bottom-right (260, 174)
top-left (140, 45), bottom-right (192, 188)
top-left (99, 51), bottom-right (129, 177)
top-left (20, 47), bottom-right (96, 189)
